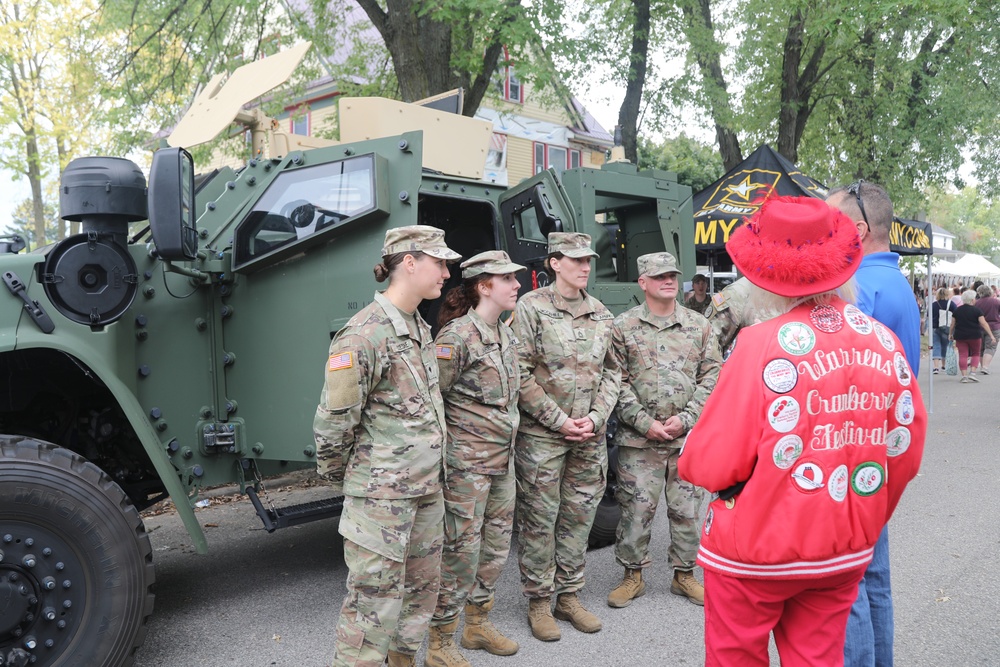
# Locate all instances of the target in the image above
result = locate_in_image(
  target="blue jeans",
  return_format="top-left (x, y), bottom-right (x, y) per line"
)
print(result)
top-left (932, 326), bottom-right (950, 361)
top-left (844, 526), bottom-right (894, 667)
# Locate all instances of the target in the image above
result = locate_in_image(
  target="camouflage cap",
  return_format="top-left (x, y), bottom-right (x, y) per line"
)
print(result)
top-left (548, 232), bottom-right (599, 259)
top-left (637, 252), bottom-right (680, 278)
top-left (382, 225), bottom-right (462, 262)
top-left (461, 250), bottom-right (526, 279)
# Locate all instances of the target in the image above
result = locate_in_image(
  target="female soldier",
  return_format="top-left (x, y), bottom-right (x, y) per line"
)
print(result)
top-left (513, 232), bottom-right (620, 642)
top-left (425, 251), bottom-right (525, 667)
top-left (314, 225), bottom-right (460, 667)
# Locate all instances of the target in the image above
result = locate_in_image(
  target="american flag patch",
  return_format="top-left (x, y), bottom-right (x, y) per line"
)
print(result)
top-left (328, 352), bottom-right (354, 371)
top-left (436, 345), bottom-right (453, 360)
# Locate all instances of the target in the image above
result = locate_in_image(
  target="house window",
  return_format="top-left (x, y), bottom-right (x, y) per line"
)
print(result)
top-left (290, 109), bottom-right (310, 135)
top-left (533, 142), bottom-right (581, 175)
top-left (500, 47), bottom-right (523, 104)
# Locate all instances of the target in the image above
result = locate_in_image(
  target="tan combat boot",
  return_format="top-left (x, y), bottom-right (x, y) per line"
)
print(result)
top-left (387, 649), bottom-right (417, 667)
top-left (424, 620), bottom-right (471, 667)
top-left (553, 592), bottom-right (602, 633)
top-left (527, 597), bottom-right (561, 642)
top-left (607, 568), bottom-right (646, 608)
top-left (670, 569), bottom-right (705, 606)
top-left (461, 599), bottom-right (519, 655)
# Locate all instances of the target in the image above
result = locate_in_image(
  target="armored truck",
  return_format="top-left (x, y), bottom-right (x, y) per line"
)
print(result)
top-left (0, 44), bottom-right (694, 666)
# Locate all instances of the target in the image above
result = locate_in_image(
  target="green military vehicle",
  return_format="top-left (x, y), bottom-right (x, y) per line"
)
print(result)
top-left (0, 44), bottom-right (693, 666)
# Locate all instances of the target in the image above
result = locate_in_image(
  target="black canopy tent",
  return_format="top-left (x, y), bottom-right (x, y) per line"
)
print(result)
top-left (692, 144), bottom-right (933, 263)
top-left (692, 144), bottom-right (827, 269)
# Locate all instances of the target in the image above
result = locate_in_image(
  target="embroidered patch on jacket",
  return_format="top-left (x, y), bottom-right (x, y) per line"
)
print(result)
top-left (777, 322), bottom-right (816, 355)
top-left (436, 345), bottom-right (453, 360)
top-left (886, 426), bottom-right (911, 457)
top-left (712, 292), bottom-right (728, 310)
top-left (851, 462), bottom-right (885, 496)
top-left (828, 465), bottom-right (849, 502)
top-left (791, 461), bottom-right (825, 493)
top-left (772, 434), bottom-right (804, 470)
top-left (844, 304), bottom-right (873, 335)
top-left (873, 322), bottom-right (896, 351)
top-left (763, 358), bottom-right (798, 393)
top-left (893, 352), bottom-right (912, 386)
top-left (328, 352), bottom-right (354, 371)
top-left (895, 390), bottom-right (914, 425)
top-left (767, 396), bottom-right (800, 433)
top-left (809, 304), bottom-right (844, 333)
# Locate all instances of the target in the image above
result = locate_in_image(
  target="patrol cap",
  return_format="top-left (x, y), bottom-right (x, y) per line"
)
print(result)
top-left (461, 250), bottom-right (526, 279)
top-left (692, 273), bottom-right (708, 284)
top-left (381, 225), bottom-right (462, 262)
top-left (548, 232), bottom-right (599, 259)
top-left (637, 252), bottom-right (680, 278)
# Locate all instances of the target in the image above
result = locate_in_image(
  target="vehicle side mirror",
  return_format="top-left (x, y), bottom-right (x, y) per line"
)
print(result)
top-left (148, 147), bottom-right (198, 261)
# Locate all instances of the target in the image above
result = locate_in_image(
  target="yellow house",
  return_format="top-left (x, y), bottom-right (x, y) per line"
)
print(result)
top-left (214, 49), bottom-right (614, 186)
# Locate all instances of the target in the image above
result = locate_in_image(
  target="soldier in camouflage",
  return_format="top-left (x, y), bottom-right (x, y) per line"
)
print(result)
top-left (513, 232), bottom-right (621, 642)
top-left (314, 225), bottom-right (460, 667)
top-left (705, 275), bottom-right (784, 359)
top-left (425, 251), bottom-right (525, 667)
top-left (683, 273), bottom-right (711, 315)
top-left (607, 252), bottom-right (721, 609)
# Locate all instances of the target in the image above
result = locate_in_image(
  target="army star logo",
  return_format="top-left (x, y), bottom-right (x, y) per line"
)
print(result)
top-left (777, 322), bottom-right (816, 355)
top-left (727, 175), bottom-right (767, 200)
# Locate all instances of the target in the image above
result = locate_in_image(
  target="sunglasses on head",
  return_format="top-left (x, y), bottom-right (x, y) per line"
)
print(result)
top-left (846, 180), bottom-right (870, 232)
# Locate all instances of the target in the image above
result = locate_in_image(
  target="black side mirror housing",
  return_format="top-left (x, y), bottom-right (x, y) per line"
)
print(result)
top-left (149, 147), bottom-right (198, 261)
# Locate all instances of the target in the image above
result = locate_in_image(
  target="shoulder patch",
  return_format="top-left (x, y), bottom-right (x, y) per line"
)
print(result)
top-left (712, 292), bottom-right (728, 310)
top-left (436, 344), bottom-right (453, 360)
top-left (328, 352), bottom-right (354, 371)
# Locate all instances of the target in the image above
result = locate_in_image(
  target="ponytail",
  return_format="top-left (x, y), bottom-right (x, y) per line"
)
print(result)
top-left (373, 251), bottom-right (425, 283)
top-left (438, 275), bottom-right (491, 329)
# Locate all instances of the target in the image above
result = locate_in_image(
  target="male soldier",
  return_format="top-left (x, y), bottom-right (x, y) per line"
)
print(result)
top-left (683, 273), bottom-right (711, 315)
top-left (606, 252), bottom-right (721, 608)
top-left (828, 182), bottom-right (920, 667)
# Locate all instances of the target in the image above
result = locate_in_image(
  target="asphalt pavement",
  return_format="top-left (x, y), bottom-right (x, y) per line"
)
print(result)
top-left (133, 358), bottom-right (1000, 666)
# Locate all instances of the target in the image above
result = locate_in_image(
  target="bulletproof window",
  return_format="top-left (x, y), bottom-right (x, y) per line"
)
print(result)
top-left (233, 154), bottom-right (382, 272)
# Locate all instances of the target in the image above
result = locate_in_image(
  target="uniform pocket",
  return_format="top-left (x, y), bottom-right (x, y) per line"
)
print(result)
top-left (442, 489), bottom-right (480, 552)
top-left (338, 502), bottom-right (408, 562)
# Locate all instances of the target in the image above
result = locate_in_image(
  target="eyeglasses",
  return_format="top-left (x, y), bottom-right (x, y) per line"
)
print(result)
top-left (846, 180), bottom-right (870, 233)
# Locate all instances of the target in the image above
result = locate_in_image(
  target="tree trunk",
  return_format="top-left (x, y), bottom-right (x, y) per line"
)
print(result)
top-left (617, 0), bottom-right (650, 164)
top-left (680, 0), bottom-right (743, 170)
top-left (25, 130), bottom-right (45, 248)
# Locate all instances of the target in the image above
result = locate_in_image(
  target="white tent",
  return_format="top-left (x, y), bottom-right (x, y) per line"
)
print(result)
top-left (949, 253), bottom-right (1000, 280)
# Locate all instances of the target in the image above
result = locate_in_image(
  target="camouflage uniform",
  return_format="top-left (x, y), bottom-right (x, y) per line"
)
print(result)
top-left (513, 276), bottom-right (620, 599)
top-left (704, 275), bottom-right (783, 358)
top-left (431, 307), bottom-right (520, 625)
top-left (611, 294), bottom-right (721, 572)
top-left (683, 294), bottom-right (711, 316)
top-left (314, 226), bottom-right (459, 667)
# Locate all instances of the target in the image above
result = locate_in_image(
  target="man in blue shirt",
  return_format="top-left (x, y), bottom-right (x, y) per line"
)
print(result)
top-left (828, 181), bottom-right (922, 667)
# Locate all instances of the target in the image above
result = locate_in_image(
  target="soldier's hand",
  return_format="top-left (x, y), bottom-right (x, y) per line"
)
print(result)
top-left (561, 417), bottom-right (596, 442)
top-left (662, 416), bottom-right (686, 440)
top-left (645, 421), bottom-right (672, 442)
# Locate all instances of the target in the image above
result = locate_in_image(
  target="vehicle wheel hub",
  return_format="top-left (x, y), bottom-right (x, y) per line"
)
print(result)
top-left (0, 526), bottom-right (84, 660)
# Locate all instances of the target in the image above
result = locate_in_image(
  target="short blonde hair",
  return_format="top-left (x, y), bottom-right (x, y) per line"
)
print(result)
top-left (749, 278), bottom-right (858, 315)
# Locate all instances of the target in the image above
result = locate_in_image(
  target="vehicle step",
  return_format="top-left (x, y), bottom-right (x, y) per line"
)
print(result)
top-left (246, 487), bottom-right (344, 532)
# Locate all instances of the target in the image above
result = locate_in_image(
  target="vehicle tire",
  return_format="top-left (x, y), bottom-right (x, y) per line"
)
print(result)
top-left (588, 491), bottom-right (621, 550)
top-left (0, 436), bottom-right (155, 667)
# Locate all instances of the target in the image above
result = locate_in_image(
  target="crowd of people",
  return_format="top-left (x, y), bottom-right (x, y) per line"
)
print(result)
top-left (313, 182), bottom-right (927, 667)
top-left (931, 282), bottom-right (1000, 381)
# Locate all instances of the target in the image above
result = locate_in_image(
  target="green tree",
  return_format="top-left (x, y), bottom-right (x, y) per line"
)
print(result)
top-left (637, 134), bottom-right (723, 192)
top-left (926, 186), bottom-right (1000, 258)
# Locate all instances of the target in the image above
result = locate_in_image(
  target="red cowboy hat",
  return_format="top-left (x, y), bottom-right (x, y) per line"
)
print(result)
top-left (726, 196), bottom-right (862, 297)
